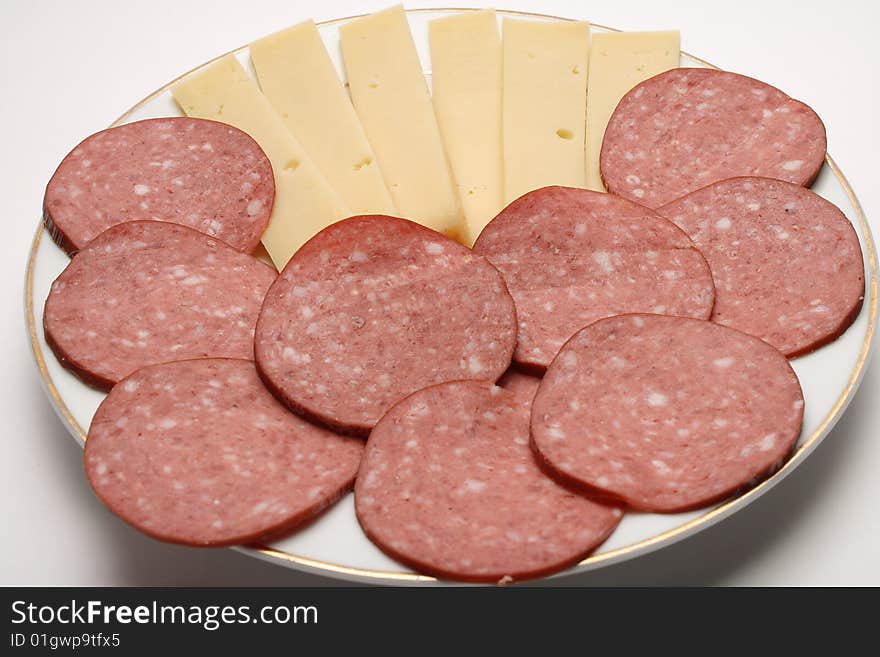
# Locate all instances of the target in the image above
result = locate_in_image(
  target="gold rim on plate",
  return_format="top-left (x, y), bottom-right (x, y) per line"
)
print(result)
top-left (24, 8), bottom-right (878, 584)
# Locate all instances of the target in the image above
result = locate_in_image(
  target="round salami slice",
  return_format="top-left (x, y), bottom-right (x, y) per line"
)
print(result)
top-left (356, 380), bottom-right (622, 583)
top-left (600, 68), bottom-right (827, 208)
top-left (472, 186), bottom-right (715, 372)
top-left (658, 177), bottom-right (864, 357)
top-left (531, 314), bottom-right (804, 513)
top-left (44, 221), bottom-right (276, 390)
top-left (255, 215), bottom-right (517, 436)
top-left (85, 359), bottom-right (363, 547)
top-left (44, 117), bottom-right (274, 253)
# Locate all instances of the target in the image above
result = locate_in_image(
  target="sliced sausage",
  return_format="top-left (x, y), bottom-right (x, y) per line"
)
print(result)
top-left (658, 177), bottom-right (864, 356)
top-left (531, 314), bottom-right (804, 513)
top-left (85, 358), bottom-right (363, 546)
top-left (44, 117), bottom-right (273, 253)
top-left (255, 215), bottom-right (517, 436)
top-left (600, 68), bottom-right (827, 208)
top-left (355, 380), bottom-right (623, 583)
top-left (44, 221), bottom-right (276, 390)
top-left (498, 368), bottom-right (542, 402)
top-left (472, 186), bottom-right (715, 372)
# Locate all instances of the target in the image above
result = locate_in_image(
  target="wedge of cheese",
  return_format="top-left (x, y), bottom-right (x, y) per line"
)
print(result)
top-left (250, 21), bottom-right (396, 215)
top-left (586, 31), bottom-right (680, 191)
top-left (429, 10), bottom-right (503, 245)
top-left (339, 5), bottom-right (462, 238)
top-left (502, 19), bottom-right (590, 204)
top-left (172, 55), bottom-right (350, 269)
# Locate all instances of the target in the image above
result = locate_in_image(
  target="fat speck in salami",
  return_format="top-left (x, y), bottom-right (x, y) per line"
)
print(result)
top-left (85, 358), bottom-right (363, 546)
top-left (531, 314), bottom-right (804, 513)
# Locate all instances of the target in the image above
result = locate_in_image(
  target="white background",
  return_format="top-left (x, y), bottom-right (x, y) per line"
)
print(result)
top-left (1, 0), bottom-right (877, 586)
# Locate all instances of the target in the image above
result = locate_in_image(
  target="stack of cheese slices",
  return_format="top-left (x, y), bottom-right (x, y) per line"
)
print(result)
top-left (172, 5), bottom-right (679, 268)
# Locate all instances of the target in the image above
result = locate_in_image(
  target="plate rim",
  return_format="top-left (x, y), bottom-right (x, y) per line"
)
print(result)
top-left (24, 6), bottom-right (879, 584)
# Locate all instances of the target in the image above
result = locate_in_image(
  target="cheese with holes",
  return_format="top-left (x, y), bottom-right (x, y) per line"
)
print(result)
top-left (339, 5), bottom-right (462, 238)
top-left (171, 55), bottom-right (350, 269)
top-left (586, 31), bottom-right (680, 191)
top-left (250, 21), bottom-right (395, 215)
top-left (502, 19), bottom-right (590, 203)
top-left (429, 10), bottom-right (503, 245)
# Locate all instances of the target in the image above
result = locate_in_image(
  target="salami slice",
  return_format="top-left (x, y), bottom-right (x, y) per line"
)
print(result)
top-left (472, 186), bottom-right (715, 372)
top-left (531, 314), bottom-right (804, 513)
top-left (600, 68), bottom-right (827, 208)
top-left (85, 358), bottom-right (363, 547)
top-left (355, 380), bottom-right (622, 583)
top-left (498, 368), bottom-right (542, 402)
top-left (44, 117), bottom-right (274, 253)
top-left (658, 177), bottom-right (864, 356)
top-left (44, 221), bottom-right (276, 390)
top-left (255, 215), bottom-right (517, 436)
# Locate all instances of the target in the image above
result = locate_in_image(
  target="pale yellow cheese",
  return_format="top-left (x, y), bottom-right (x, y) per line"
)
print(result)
top-left (502, 19), bottom-right (590, 203)
top-left (586, 31), bottom-right (680, 191)
top-left (171, 55), bottom-right (350, 269)
top-left (250, 21), bottom-right (396, 215)
top-left (339, 5), bottom-right (462, 238)
top-left (429, 10), bottom-right (503, 245)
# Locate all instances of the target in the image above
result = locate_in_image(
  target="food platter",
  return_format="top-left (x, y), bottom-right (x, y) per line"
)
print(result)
top-left (25, 8), bottom-right (878, 584)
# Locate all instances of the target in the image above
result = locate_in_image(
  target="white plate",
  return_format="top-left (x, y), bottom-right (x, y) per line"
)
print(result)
top-left (25, 8), bottom-right (878, 585)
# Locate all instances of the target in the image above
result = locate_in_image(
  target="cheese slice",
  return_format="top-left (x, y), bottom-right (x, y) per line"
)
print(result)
top-left (502, 19), bottom-right (590, 203)
top-left (171, 55), bottom-right (350, 269)
top-left (339, 5), bottom-right (462, 238)
top-left (250, 21), bottom-right (396, 215)
top-left (586, 31), bottom-right (680, 191)
top-left (429, 10), bottom-right (503, 246)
